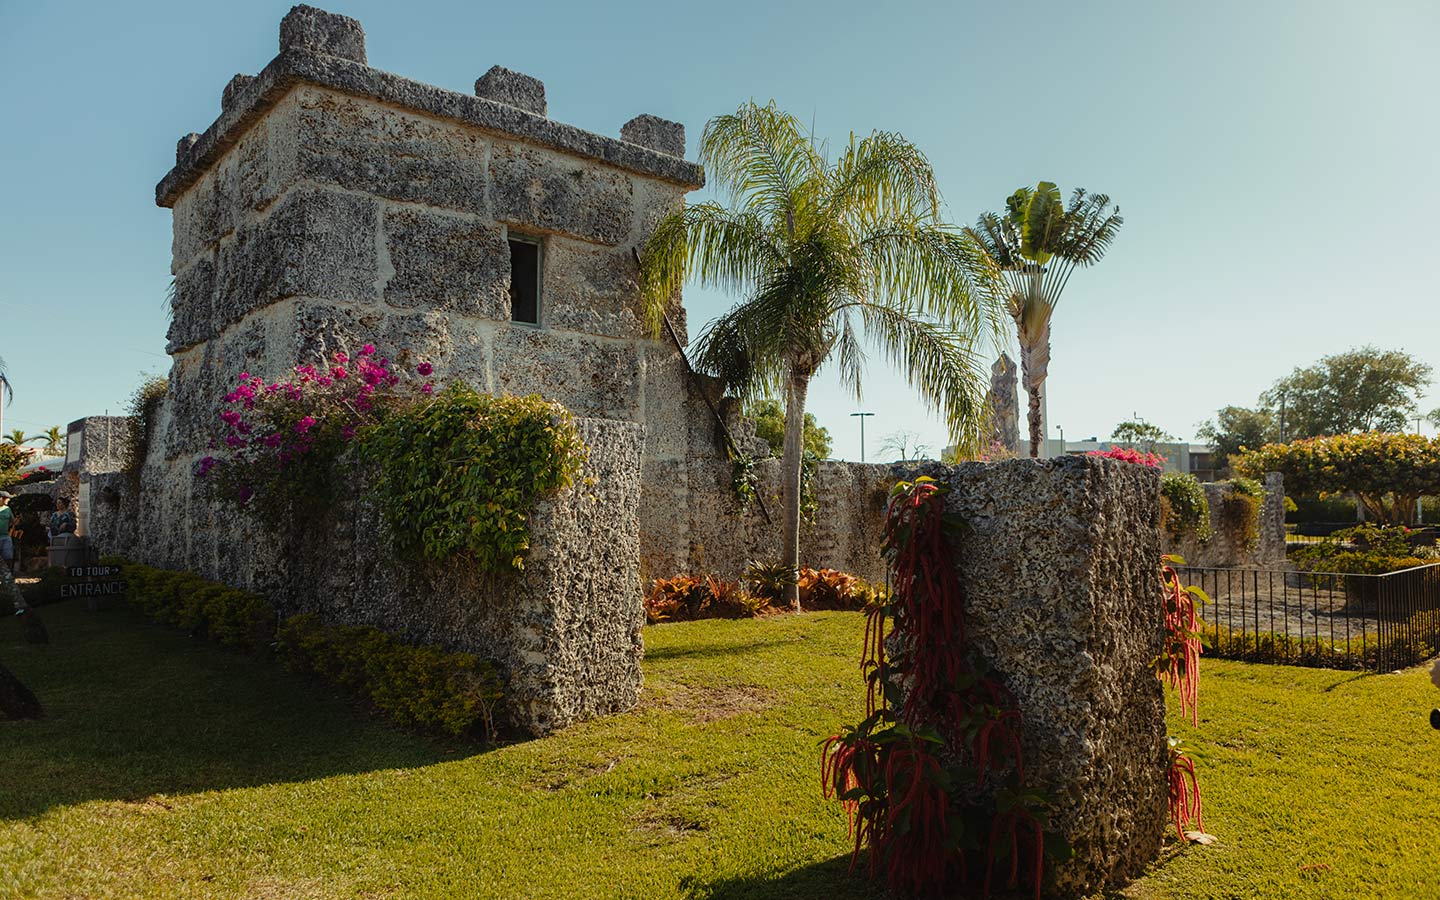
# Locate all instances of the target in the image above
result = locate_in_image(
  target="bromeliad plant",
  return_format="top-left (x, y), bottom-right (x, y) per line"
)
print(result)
top-left (821, 477), bottom-right (1057, 898)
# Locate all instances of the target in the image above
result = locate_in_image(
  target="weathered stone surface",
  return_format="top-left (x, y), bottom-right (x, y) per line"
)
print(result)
top-left (279, 4), bottom-right (366, 64)
top-left (106, 414), bottom-right (644, 737)
top-left (383, 207), bottom-right (509, 317)
top-left (213, 186), bottom-right (378, 327)
top-left (62, 416), bottom-right (129, 476)
top-left (542, 238), bottom-right (644, 338)
top-left (474, 66), bottom-right (546, 117)
top-left (927, 456), bottom-right (1167, 896)
top-left (167, 255), bottom-right (216, 352)
top-left (292, 87), bottom-right (490, 215)
top-left (492, 326), bottom-right (642, 420)
top-left (490, 144), bottom-right (633, 246)
top-left (222, 74), bottom-right (256, 110)
top-left (176, 133), bottom-right (200, 165)
top-left (621, 114), bottom-right (685, 158)
top-left (280, 299), bottom-right (453, 373)
top-left (987, 352), bottom-right (1019, 456)
top-left (156, 46), bottom-right (703, 210)
top-left (170, 102), bottom-right (299, 269)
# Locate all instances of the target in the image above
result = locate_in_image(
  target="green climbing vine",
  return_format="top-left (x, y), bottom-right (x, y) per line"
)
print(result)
top-left (357, 385), bottom-right (587, 570)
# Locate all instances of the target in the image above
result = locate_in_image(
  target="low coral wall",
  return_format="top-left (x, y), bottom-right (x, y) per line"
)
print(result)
top-left (89, 417), bottom-right (644, 737)
top-left (923, 455), bottom-right (1167, 896)
top-left (667, 456), bottom-right (895, 584)
top-left (1165, 472), bottom-right (1286, 568)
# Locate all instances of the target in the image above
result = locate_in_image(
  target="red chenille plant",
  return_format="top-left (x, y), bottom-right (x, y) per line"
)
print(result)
top-left (821, 477), bottom-right (1054, 899)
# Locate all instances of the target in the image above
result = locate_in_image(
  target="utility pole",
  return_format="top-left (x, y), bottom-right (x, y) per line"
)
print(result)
top-left (850, 412), bottom-right (874, 463)
top-left (1278, 392), bottom-right (1287, 444)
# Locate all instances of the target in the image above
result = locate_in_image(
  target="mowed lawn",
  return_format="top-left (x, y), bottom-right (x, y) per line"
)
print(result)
top-left (3, 600), bottom-right (1439, 899)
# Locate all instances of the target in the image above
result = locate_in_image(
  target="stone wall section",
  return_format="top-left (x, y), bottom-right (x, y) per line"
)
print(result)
top-left (926, 455), bottom-right (1167, 896)
top-left (1163, 473), bottom-right (1286, 568)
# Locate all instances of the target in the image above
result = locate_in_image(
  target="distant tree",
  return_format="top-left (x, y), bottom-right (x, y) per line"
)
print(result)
top-left (748, 398), bottom-right (832, 460)
top-left (1110, 417), bottom-right (1174, 451)
top-left (967, 182), bottom-right (1124, 458)
top-left (3, 430), bottom-right (26, 446)
top-left (1196, 406), bottom-right (1277, 474)
top-left (0, 443), bottom-right (27, 488)
top-left (1260, 346), bottom-right (1430, 438)
top-left (1235, 432), bottom-right (1440, 525)
top-left (40, 426), bottom-right (63, 457)
top-left (878, 429), bottom-right (931, 462)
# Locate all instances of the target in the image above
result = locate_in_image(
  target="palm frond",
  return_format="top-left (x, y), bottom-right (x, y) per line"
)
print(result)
top-left (823, 131), bottom-right (940, 226)
top-left (1057, 188), bottom-right (1123, 267)
top-left (638, 202), bottom-right (784, 337)
top-left (855, 222), bottom-right (1001, 343)
top-left (855, 302), bottom-right (990, 450)
top-left (699, 101), bottom-right (823, 231)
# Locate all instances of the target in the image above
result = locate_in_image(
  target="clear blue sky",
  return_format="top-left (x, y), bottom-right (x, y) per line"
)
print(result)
top-left (2, 0), bottom-right (1436, 459)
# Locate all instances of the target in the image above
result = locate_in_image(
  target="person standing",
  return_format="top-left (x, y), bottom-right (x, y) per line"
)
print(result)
top-left (0, 493), bottom-right (15, 576)
top-left (48, 497), bottom-right (75, 539)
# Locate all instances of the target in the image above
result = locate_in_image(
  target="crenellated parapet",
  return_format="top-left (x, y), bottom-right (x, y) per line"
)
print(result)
top-left (161, 5), bottom-right (698, 211)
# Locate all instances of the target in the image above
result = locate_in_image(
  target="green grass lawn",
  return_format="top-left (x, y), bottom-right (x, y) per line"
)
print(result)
top-left (3, 599), bottom-right (1439, 899)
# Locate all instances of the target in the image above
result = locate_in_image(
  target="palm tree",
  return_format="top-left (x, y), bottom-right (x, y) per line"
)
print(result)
top-left (967, 183), bottom-right (1123, 458)
top-left (40, 426), bottom-right (64, 457)
top-left (0, 356), bottom-right (12, 440)
top-left (640, 101), bottom-right (1001, 609)
top-left (4, 429), bottom-right (27, 446)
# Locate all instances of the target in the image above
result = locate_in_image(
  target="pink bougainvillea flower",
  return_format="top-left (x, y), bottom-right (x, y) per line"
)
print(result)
top-left (225, 435), bottom-right (246, 449)
top-left (237, 485), bottom-right (254, 504)
top-left (333, 351), bottom-right (349, 364)
top-left (238, 371), bottom-right (251, 381)
top-left (294, 415), bottom-right (318, 435)
top-left (341, 424), bottom-right (357, 441)
top-left (196, 456), bottom-right (218, 478)
top-left (220, 410), bottom-right (242, 425)
top-left (421, 383), bottom-right (434, 394)
top-left (263, 433), bottom-right (283, 448)
top-left (332, 366), bottom-right (348, 379)
top-left (416, 362), bottom-right (434, 376)
top-left (360, 343), bottom-right (376, 356)
top-left (236, 422), bottom-right (253, 435)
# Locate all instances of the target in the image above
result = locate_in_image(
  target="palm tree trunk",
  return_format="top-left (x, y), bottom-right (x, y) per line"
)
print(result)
top-left (781, 367), bottom-right (811, 611)
top-left (1027, 386), bottom-right (1043, 458)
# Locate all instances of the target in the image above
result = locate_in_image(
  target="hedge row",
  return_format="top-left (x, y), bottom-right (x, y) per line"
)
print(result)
top-left (1205, 608), bottom-right (1440, 671)
top-left (101, 558), bottom-right (503, 738)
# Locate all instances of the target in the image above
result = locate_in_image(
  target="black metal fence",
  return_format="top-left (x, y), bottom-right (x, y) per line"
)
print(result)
top-left (1174, 564), bottom-right (1440, 672)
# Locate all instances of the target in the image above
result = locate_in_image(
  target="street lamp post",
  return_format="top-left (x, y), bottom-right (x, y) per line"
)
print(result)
top-left (850, 412), bottom-right (874, 462)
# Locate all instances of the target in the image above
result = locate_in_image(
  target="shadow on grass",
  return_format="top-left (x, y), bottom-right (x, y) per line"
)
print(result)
top-left (0, 599), bottom-right (464, 821)
top-left (680, 854), bottom-right (885, 900)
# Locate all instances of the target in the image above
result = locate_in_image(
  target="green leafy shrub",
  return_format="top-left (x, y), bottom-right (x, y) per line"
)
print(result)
top-left (1160, 472), bottom-right (1212, 541)
top-left (1218, 480), bottom-right (1262, 551)
top-left (357, 385), bottom-right (587, 570)
top-left (278, 614), bottom-right (503, 738)
top-left (102, 557), bottom-right (503, 738)
top-left (1207, 607), bottom-right (1440, 670)
top-left (0, 442), bottom-right (29, 488)
top-left (102, 558), bottom-right (276, 651)
top-left (122, 376), bottom-right (168, 487)
top-left (1290, 525), bottom-right (1430, 574)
